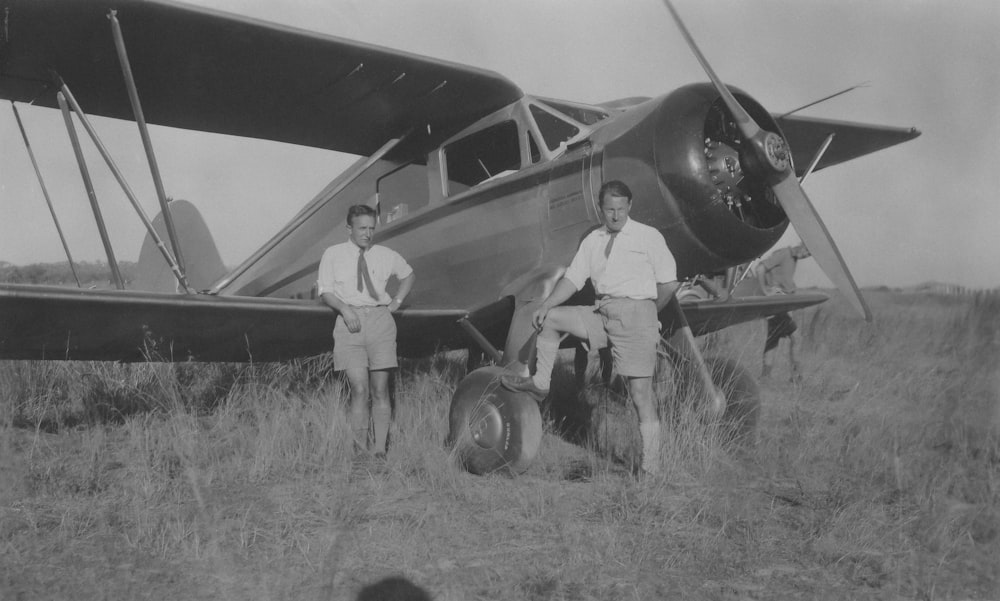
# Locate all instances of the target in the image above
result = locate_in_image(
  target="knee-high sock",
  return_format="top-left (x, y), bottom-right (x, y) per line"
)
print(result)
top-left (532, 336), bottom-right (560, 391)
top-left (639, 421), bottom-right (662, 475)
top-left (371, 403), bottom-right (392, 453)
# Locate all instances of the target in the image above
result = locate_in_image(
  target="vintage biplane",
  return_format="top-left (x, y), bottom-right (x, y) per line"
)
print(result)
top-left (0, 0), bottom-right (919, 474)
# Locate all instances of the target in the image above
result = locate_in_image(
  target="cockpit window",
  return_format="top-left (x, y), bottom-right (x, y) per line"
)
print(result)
top-left (444, 120), bottom-right (521, 191)
top-left (538, 99), bottom-right (609, 126)
top-left (530, 104), bottom-right (580, 151)
top-left (377, 161), bottom-right (428, 224)
top-left (528, 131), bottom-right (542, 164)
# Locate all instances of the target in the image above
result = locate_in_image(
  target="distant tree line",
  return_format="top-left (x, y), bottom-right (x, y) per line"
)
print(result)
top-left (0, 260), bottom-right (137, 288)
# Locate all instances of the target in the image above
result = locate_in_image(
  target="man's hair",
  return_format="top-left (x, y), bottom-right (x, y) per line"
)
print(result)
top-left (347, 204), bottom-right (377, 226)
top-left (598, 180), bottom-right (632, 206)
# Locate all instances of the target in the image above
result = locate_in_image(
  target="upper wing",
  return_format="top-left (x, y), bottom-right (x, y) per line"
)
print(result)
top-left (0, 284), bottom-right (512, 362)
top-left (679, 292), bottom-right (829, 337)
top-left (0, 0), bottom-right (523, 158)
top-left (777, 114), bottom-right (921, 175)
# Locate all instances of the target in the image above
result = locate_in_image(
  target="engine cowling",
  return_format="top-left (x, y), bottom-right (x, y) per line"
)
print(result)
top-left (600, 83), bottom-right (791, 278)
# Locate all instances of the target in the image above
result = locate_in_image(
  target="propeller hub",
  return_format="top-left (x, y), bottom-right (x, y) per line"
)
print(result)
top-left (762, 131), bottom-right (791, 172)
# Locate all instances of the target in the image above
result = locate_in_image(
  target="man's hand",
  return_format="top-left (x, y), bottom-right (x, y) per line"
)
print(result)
top-left (341, 307), bottom-right (362, 333)
top-left (389, 298), bottom-right (402, 313)
top-left (531, 305), bottom-right (550, 332)
top-left (529, 278), bottom-right (579, 332)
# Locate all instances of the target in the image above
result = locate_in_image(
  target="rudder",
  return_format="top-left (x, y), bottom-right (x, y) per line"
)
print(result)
top-left (134, 199), bottom-right (226, 292)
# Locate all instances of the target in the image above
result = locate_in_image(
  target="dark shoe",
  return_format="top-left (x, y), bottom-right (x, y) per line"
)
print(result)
top-left (500, 374), bottom-right (549, 403)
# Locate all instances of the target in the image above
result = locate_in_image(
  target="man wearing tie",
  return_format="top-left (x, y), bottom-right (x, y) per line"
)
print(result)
top-left (501, 180), bottom-right (679, 475)
top-left (318, 204), bottom-right (415, 458)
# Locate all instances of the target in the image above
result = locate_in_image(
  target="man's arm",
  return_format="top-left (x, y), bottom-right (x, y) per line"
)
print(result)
top-left (389, 273), bottom-right (415, 312)
top-left (317, 247), bottom-right (362, 333)
top-left (756, 264), bottom-right (769, 294)
top-left (531, 278), bottom-right (579, 330)
top-left (655, 281), bottom-right (681, 312)
top-left (321, 292), bottom-right (361, 333)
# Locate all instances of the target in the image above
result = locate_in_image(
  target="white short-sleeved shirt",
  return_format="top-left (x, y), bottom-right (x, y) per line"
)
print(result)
top-left (759, 247), bottom-right (799, 294)
top-left (317, 242), bottom-right (413, 307)
top-left (563, 218), bottom-right (676, 300)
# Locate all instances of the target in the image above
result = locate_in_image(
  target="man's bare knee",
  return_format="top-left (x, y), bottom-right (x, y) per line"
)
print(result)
top-left (628, 376), bottom-right (658, 423)
top-left (344, 369), bottom-right (371, 402)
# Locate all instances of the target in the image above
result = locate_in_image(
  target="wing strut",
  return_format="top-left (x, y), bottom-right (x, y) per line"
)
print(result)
top-left (56, 91), bottom-right (125, 290)
top-left (108, 10), bottom-right (189, 287)
top-left (10, 102), bottom-right (82, 288)
top-left (58, 82), bottom-right (195, 294)
top-left (458, 317), bottom-right (503, 365)
top-left (799, 133), bottom-right (835, 185)
top-left (778, 83), bottom-right (868, 120)
top-left (663, 296), bottom-right (726, 417)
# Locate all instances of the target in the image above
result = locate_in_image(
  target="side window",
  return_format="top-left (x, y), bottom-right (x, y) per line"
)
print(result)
top-left (530, 104), bottom-right (580, 151)
top-left (444, 120), bottom-right (521, 193)
top-left (538, 99), bottom-right (608, 125)
top-left (378, 162), bottom-right (430, 224)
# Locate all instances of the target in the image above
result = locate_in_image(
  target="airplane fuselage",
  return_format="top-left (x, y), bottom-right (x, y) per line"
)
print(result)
top-left (216, 86), bottom-right (790, 320)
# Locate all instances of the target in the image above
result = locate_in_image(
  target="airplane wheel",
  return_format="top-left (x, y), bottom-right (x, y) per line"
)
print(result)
top-left (446, 366), bottom-right (543, 475)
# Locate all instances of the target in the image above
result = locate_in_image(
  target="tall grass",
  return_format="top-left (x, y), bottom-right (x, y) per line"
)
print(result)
top-left (1, 291), bottom-right (997, 599)
top-left (752, 290), bottom-right (999, 597)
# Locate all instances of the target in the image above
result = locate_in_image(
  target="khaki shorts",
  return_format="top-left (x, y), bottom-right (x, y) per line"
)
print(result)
top-left (765, 312), bottom-right (797, 352)
top-left (573, 298), bottom-right (660, 378)
top-left (333, 306), bottom-right (398, 371)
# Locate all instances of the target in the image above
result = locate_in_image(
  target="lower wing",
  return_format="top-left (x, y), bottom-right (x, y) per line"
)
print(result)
top-left (0, 284), bottom-right (822, 362)
top-left (0, 284), bottom-right (508, 362)
top-left (679, 292), bottom-right (828, 336)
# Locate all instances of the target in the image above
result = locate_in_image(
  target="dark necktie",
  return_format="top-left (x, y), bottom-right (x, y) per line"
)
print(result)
top-left (604, 230), bottom-right (619, 258)
top-left (357, 248), bottom-right (377, 299)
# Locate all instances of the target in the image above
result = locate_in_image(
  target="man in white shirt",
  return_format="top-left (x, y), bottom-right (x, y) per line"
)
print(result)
top-left (501, 180), bottom-right (679, 475)
top-left (318, 205), bottom-right (416, 457)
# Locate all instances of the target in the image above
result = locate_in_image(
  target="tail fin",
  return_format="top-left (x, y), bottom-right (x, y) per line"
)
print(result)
top-left (134, 199), bottom-right (226, 292)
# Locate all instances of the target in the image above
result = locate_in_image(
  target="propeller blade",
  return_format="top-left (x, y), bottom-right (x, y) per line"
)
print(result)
top-left (661, 0), bottom-right (871, 320)
top-left (660, 0), bottom-right (760, 140)
top-left (772, 174), bottom-right (872, 321)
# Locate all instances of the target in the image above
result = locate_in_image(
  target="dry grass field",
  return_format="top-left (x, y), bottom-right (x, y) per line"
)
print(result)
top-left (1, 290), bottom-right (997, 600)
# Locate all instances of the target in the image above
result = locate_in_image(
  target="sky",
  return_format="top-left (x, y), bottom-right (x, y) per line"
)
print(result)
top-left (1, 0), bottom-right (998, 289)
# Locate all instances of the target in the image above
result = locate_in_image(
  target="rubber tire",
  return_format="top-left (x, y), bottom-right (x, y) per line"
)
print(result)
top-left (446, 366), bottom-right (543, 475)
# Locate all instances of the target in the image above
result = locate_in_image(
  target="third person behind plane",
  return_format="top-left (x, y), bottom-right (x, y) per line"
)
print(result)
top-left (756, 242), bottom-right (811, 382)
top-left (501, 180), bottom-right (679, 476)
